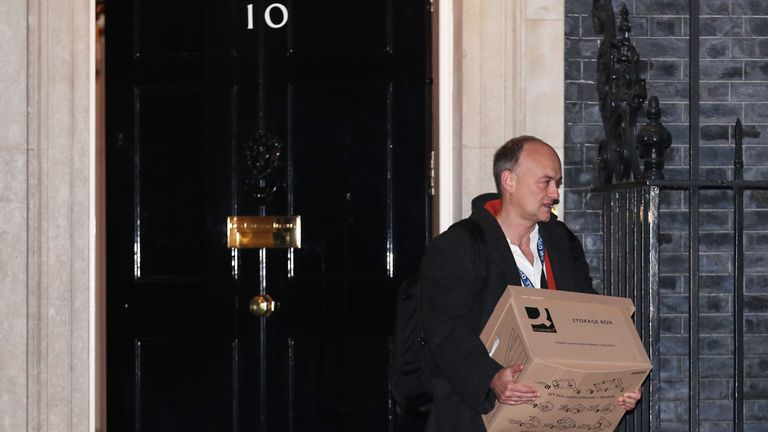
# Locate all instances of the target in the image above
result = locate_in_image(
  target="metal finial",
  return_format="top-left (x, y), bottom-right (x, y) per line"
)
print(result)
top-left (637, 96), bottom-right (672, 180)
top-left (619, 5), bottom-right (631, 34)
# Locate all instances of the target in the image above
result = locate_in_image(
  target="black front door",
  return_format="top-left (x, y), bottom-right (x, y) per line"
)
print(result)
top-left (106, 1), bottom-right (430, 431)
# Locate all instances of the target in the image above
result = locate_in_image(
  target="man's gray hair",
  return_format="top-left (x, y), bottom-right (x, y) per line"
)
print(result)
top-left (492, 135), bottom-right (543, 192)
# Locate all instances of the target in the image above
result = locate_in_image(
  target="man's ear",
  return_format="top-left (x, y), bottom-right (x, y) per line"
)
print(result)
top-left (500, 169), bottom-right (515, 193)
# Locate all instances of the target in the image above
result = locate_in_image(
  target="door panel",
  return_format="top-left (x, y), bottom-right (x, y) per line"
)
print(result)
top-left (135, 0), bottom-right (235, 56)
top-left (290, 83), bottom-right (392, 275)
top-left (136, 339), bottom-right (236, 431)
top-left (134, 87), bottom-right (235, 279)
top-left (289, 337), bottom-right (392, 430)
top-left (287, 0), bottom-right (391, 54)
top-left (107, 1), bottom-right (430, 430)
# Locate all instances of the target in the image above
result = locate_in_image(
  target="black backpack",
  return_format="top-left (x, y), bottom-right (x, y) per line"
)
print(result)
top-left (390, 219), bottom-right (487, 412)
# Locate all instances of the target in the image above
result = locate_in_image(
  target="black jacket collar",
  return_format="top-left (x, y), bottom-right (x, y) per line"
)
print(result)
top-left (468, 193), bottom-right (560, 288)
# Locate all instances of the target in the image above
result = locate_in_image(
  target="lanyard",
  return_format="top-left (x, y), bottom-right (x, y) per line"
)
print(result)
top-left (518, 235), bottom-right (545, 288)
top-left (517, 235), bottom-right (558, 290)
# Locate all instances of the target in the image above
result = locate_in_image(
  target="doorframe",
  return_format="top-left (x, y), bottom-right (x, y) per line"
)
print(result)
top-left (436, 0), bottom-right (566, 231)
top-left (9, 0), bottom-right (98, 430)
top-left (436, 0), bottom-right (461, 234)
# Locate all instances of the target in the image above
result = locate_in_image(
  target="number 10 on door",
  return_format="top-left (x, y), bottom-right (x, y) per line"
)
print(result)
top-left (247, 3), bottom-right (289, 29)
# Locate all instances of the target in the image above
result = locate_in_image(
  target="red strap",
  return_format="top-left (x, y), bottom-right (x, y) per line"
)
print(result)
top-left (544, 249), bottom-right (557, 290)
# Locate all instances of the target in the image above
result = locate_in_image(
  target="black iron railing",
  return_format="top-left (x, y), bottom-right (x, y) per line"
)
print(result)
top-left (597, 155), bottom-right (768, 432)
top-left (590, 1), bottom-right (765, 431)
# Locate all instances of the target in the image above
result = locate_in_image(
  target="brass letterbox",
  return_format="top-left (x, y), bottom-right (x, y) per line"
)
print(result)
top-left (227, 216), bottom-right (301, 249)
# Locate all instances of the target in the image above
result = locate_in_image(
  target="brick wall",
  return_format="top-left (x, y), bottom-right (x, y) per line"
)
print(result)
top-left (565, 0), bottom-right (768, 430)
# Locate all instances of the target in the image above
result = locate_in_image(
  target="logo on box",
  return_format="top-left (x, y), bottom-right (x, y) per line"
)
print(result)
top-left (524, 306), bottom-right (557, 333)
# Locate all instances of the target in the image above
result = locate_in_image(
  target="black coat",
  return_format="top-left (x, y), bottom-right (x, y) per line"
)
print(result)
top-left (419, 193), bottom-right (595, 432)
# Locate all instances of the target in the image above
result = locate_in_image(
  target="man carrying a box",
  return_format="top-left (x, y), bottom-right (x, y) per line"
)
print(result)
top-left (418, 136), bottom-right (641, 431)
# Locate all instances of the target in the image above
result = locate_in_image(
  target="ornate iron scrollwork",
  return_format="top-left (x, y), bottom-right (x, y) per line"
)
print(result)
top-left (244, 129), bottom-right (283, 203)
top-left (593, 2), bottom-right (670, 184)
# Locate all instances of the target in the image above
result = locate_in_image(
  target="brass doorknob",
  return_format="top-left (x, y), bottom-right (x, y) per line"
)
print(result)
top-left (249, 294), bottom-right (278, 317)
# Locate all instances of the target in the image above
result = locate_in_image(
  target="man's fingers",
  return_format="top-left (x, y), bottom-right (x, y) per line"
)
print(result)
top-left (491, 365), bottom-right (540, 406)
top-left (498, 398), bottom-right (534, 406)
top-left (497, 391), bottom-right (538, 406)
top-left (617, 389), bottom-right (642, 410)
top-left (496, 383), bottom-right (539, 402)
top-left (497, 365), bottom-right (525, 382)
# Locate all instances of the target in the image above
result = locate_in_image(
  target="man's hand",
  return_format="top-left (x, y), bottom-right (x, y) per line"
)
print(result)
top-left (490, 365), bottom-right (539, 405)
top-left (617, 388), bottom-right (642, 411)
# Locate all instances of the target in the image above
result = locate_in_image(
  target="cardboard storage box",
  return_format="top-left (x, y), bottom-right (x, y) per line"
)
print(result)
top-left (480, 286), bottom-right (651, 432)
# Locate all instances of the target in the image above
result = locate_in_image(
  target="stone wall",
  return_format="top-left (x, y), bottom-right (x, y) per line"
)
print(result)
top-left (451, 0), bottom-right (567, 222)
top-left (0, 1), bottom-right (30, 428)
top-left (0, 0), bottom-right (94, 430)
top-left (564, 0), bottom-right (768, 430)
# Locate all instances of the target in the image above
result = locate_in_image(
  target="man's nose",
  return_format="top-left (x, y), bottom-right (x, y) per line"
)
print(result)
top-left (549, 182), bottom-right (560, 199)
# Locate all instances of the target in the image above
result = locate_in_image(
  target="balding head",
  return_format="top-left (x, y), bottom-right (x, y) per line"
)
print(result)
top-left (493, 136), bottom-right (557, 192)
